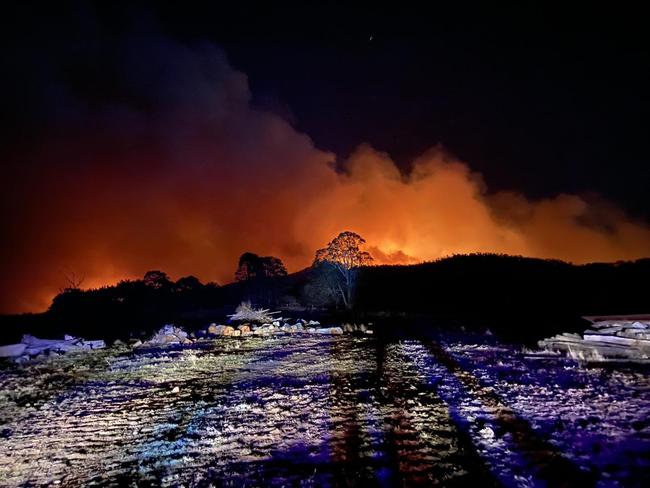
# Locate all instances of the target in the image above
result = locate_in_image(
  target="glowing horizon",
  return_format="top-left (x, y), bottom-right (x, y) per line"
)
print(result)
top-left (3, 34), bottom-right (650, 314)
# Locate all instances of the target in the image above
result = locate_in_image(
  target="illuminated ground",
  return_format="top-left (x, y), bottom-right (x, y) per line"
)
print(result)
top-left (0, 336), bottom-right (648, 486)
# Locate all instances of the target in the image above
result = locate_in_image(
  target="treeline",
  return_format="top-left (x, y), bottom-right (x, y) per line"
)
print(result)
top-left (355, 254), bottom-right (650, 341)
top-left (3, 271), bottom-right (222, 343)
top-left (1, 253), bottom-right (648, 344)
top-left (0, 266), bottom-right (317, 343)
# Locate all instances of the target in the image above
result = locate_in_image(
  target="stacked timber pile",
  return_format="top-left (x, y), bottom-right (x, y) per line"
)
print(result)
top-left (539, 315), bottom-right (650, 363)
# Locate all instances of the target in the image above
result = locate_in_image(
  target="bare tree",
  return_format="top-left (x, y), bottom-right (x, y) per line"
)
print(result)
top-left (60, 269), bottom-right (85, 293)
top-left (313, 231), bottom-right (373, 309)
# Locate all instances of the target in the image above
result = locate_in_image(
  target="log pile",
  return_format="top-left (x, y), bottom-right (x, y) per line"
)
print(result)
top-left (539, 315), bottom-right (650, 363)
top-left (0, 334), bottom-right (106, 361)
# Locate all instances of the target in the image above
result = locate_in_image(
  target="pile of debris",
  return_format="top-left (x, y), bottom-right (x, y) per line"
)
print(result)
top-left (137, 317), bottom-right (367, 348)
top-left (0, 334), bottom-right (106, 361)
top-left (141, 324), bottom-right (193, 346)
top-left (227, 301), bottom-right (280, 324)
top-left (197, 319), bottom-right (349, 338)
top-left (223, 302), bottom-right (374, 337)
top-left (539, 315), bottom-right (650, 363)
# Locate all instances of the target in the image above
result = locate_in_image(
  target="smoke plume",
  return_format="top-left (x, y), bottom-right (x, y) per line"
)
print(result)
top-left (2, 28), bottom-right (649, 313)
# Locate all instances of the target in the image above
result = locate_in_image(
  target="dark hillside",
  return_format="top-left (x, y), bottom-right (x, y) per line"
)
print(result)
top-left (355, 254), bottom-right (650, 341)
top-left (1, 255), bottom-right (648, 344)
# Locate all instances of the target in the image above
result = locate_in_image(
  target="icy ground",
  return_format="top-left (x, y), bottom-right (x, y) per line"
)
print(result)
top-left (0, 336), bottom-right (648, 487)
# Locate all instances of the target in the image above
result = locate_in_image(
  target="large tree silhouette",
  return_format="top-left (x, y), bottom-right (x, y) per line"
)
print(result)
top-left (143, 270), bottom-right (172, 289)
top-left (235, 252), bottom-right (288, 281)
top-left (314, 231), bottom-right (373, 309)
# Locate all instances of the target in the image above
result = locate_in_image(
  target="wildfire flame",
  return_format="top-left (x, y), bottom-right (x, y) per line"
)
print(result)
top-left (2, 32), bottom-right (649, 313)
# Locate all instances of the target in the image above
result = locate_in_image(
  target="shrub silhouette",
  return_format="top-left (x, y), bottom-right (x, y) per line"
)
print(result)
top-left (1, 253), bottom-right (648, 344)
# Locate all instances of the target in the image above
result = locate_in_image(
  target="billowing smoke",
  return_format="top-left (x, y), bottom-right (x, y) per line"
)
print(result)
top-left (2, 28), bottom-right (649, 313)
top-left (301, 145), bottom-right (650, 265)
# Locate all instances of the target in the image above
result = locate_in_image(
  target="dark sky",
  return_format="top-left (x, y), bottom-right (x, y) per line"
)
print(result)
top-left (1, 1), bottom-right (650, 312)
top-left (159, 2), bottom-right (650, 219)
top-left (3, 2), bottom-right (649, 219)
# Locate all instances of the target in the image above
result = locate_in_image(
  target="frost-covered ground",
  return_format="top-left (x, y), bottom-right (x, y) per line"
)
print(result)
top-left (0, 335), bottom-right (648, 486)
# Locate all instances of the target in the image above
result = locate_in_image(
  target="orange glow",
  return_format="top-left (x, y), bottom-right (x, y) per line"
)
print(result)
top-left (2, 59), bottom-right (650, 314)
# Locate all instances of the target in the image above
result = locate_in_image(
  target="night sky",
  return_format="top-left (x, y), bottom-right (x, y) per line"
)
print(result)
top-left (2, 2), bottom-right (649, 312)
top-left (153, 2), bottom-right (650, 217)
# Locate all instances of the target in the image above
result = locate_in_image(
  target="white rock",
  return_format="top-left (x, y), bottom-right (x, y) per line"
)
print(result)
top-left (146, 325), bottom-right (189, 345)
top-left (237, 324), bottom-right (251, 334)
top-left (479, 426), bottom-right (495, 440)
top-left (208, 325), bottom-right (235, 336)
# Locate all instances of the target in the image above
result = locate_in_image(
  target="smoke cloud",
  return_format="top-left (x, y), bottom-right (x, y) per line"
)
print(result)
top-left (2, 28), bottom-right (649, 313)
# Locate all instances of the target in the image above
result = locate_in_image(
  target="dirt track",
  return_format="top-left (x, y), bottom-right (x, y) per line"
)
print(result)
top-left (1, 336), bottom-right (648, 486)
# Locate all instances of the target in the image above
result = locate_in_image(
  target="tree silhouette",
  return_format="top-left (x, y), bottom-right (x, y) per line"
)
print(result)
top-left (175, 275), bottom-right (203, 292)
top-left (314, 231), bottom-right (373, 309)
top-left (261, 256), bottom-right (288, 278)
top-left (60, 270), bottom-right (85, 293)
top-left (235, 253), bottom-right (288, 281)
top-left (143, 270), bottom-right (172, 289)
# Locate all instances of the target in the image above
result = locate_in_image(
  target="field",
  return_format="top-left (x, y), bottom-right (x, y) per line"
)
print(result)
top-left (1, 335), bottom-right (649, 486)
